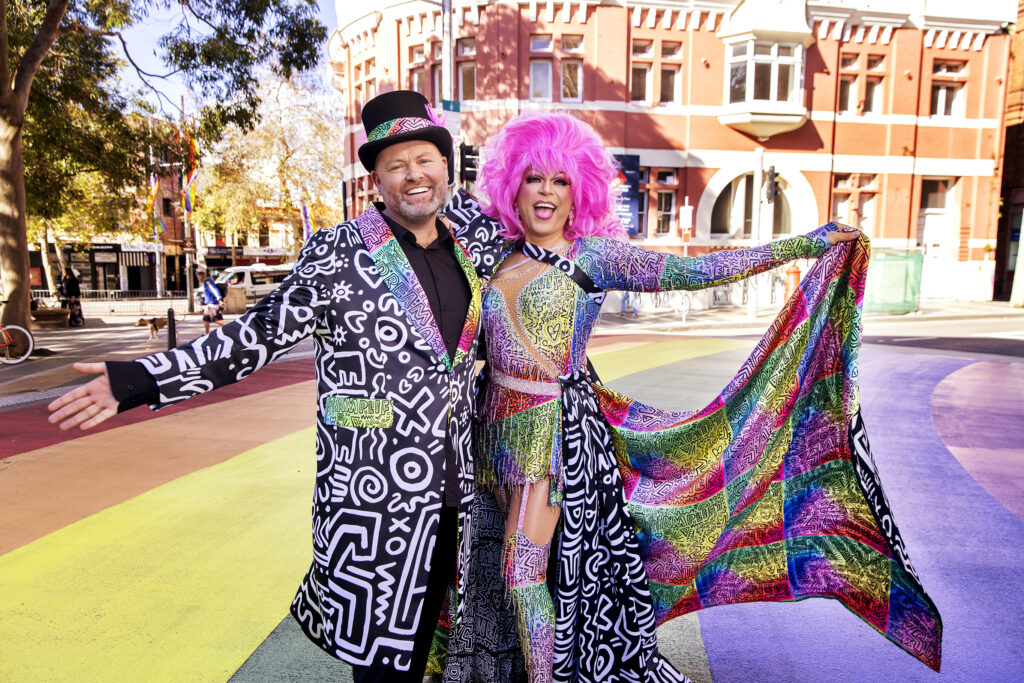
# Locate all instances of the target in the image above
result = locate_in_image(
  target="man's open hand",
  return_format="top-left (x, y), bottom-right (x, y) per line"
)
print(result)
top-left (48, 363), bottom-right (119, 431)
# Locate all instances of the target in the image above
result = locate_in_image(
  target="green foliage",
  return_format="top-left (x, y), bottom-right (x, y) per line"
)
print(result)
top-left (7, 0), bottom-right (327, 240)
top-left (194, 70), bottom-right (347, 247)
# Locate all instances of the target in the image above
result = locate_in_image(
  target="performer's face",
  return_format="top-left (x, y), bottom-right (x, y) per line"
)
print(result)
top-left (515, 168), bottom-right (573, 247)
top-left (372, 140), bottom-right (449, 224)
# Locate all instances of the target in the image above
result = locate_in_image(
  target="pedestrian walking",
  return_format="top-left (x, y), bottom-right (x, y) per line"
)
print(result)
top-left (60, 267), bottom-right (84, 328)
top-left (198, 269), bottom-right (226, 334)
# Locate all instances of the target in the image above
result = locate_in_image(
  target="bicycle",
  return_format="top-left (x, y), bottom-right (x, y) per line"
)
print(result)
top-left (0, 301), bottom-right (35, 364)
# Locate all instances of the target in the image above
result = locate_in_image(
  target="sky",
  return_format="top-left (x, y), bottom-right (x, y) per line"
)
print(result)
top-left (118, 0), bottom-right (338, 118)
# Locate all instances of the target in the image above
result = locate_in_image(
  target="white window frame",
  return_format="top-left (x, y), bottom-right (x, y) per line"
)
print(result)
top-left (659, 66), bottom-right (678, 105)
top-left (457, 37), bottom-right (476, 56)
top-left (458, 62), bottom-right (476, 102)
top-left (725, 40), bottom-right (803, 106)
top-left (838, 76), bottom-right (856, 114)
top-left (632, 39), bottom-right (653, 57)
top-left (930, 82), bottom-right (964, 117)
top-left (409, 46), bottom-right (424, 65)
top-left (531, 59), bottom-right (553, 102)
top-left (410, 67), bottom-right (426, 93)
top-left (864, 76), bottom-right (883, 115)
top-left (656, 190), bottom-right (676, 235)
top-left (561, 34), bottom-right (584, 53)
top-left (631, 63), bottom-right (652, 104)
top-left (561, 59), bottom-right (583, 103)
top-left (432, 66), bottom-right (441, 106)
top-left (530, 34), bottom-right (553, 52)
top-left (661, 41), bottom-right (682, 60)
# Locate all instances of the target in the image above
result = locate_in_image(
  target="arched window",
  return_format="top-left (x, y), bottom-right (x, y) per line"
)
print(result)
top-left (711, 173), bottom-right (753, 238)
top-left (710, 172), bottom-right (792, 239)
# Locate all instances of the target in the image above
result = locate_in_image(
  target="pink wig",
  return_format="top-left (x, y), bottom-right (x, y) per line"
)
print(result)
top-left (477, 111), bottom-right (626, 240)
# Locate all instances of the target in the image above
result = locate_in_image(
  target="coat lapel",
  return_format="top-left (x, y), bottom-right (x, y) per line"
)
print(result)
top-left (357, 206), bottom-right (452, 367)
top-left (449, 233), bottom-right (481, 369)
top-left (356, 206), bottom-right (484, 372)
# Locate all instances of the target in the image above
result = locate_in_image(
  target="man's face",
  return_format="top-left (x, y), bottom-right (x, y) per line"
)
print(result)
top-left (371, 140), bottom-right (448, 225)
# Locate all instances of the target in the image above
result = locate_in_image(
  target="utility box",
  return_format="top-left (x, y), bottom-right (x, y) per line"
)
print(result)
top-left (224, 287), bottom-right (247, 315)
top-left (864, 249), bottom-right (923, 314)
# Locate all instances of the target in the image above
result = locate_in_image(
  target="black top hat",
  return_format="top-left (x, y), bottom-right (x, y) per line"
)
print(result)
top-left (358, 90), bottom-right (454, 184)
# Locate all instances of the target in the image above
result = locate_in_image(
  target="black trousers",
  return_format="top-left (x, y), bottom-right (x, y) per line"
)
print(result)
top-left (352, 505), bottom-right (458, 682)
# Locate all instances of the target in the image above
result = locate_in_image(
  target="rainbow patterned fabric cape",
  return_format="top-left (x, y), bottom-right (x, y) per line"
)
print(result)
top-left (599, 236), bottom-right (942, 671)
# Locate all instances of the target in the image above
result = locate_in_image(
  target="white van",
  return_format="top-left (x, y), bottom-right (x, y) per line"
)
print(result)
top-left (215, 263), bottom-right (294, 300)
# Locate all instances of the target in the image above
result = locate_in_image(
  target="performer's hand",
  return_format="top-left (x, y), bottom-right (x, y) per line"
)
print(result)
top-left (47, 362), bottom-right (119, 431)
top-left (827, 222), bottom-right (861, 245)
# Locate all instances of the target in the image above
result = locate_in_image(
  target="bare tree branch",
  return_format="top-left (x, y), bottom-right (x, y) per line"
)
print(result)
top-left (12, 0), bottom-right (71, 114)
top-left (65, 23), bottom-right (186, 118)
top-left (178, 0), bottom-right (219, 33)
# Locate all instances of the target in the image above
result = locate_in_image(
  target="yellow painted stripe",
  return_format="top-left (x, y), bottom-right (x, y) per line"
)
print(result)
top-left (0, 338), bottom-right (739, 682)
top-left (591, 337), bottom-right (752, 382)
top-left (0, 429), bottom-right (315, 682)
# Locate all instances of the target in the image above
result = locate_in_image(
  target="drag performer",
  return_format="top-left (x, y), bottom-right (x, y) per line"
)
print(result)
top-left (469, 111), bottom-right (941, 682)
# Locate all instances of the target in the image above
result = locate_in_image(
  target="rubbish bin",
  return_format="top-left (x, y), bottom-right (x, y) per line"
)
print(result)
top-left (224, 287), bottom-right (247, 314)
top-left (864, 248), bottom-right (923, 314)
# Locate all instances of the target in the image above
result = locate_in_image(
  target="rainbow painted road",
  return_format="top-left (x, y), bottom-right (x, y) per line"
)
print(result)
top-left (2, 335), bottom-right (1022, 682)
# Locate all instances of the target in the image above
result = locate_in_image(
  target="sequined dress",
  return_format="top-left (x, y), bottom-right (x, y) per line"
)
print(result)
top-left (477, 230), bottom-right (830, 499)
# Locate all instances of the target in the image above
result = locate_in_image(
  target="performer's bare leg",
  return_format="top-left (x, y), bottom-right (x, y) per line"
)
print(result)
top-left (501, 480), bottom-right (562, 683)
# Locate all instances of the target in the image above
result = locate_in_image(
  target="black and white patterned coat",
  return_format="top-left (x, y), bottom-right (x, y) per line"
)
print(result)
top-left (132, 191), bottom-right (502, 670)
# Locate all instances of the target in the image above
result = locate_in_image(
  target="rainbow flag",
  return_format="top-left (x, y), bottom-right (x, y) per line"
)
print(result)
top-left (184, 169), bottom-right (199, 215)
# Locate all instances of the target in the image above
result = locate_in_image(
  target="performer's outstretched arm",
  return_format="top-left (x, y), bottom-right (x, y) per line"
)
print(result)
top-left (580, 223), bottom-right (860, 292)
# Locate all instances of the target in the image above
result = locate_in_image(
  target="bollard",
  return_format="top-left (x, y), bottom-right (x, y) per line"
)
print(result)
top-left (784, 263), bottom-right (801, 301)
top-left (166, 308), bottom-right (177, 350)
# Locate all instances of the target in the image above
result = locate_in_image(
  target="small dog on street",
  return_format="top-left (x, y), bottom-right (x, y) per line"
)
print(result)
top-left (135, 316), bottom-right (168, 341)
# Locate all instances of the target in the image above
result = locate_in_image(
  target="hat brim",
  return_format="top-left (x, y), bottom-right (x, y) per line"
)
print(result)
top-left (358, 126), bottom-right (454, 185)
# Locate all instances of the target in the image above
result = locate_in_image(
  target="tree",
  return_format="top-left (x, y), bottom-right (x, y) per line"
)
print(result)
top-left (194, 71), bottom-right (347, 253)
top-left (1, 0), bottom-right (325, 328)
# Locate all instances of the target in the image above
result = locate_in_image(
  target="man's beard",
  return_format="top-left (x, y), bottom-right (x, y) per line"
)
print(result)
top-left (388, 182), bottom-right (447, 224)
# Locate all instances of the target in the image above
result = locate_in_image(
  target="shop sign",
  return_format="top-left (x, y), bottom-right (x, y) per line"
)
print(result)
top-left (94, 252), bottom-right (118, 263)
top-left (613, 154), bottom-right (641, 236)
top-left (242, 247), bottom-right (286, 257)
top-left (207, 246), bottom-right (233, 256)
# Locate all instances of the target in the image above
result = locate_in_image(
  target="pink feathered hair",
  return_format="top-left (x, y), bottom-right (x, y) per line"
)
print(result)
top-left (477, 111), bottom-right (626, 240)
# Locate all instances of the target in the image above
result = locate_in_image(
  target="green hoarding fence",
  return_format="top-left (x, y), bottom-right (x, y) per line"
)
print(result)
top-left (864, 248), bottom-right (923, 314)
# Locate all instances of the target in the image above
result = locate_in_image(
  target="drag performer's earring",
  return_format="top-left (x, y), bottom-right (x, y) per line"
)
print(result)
top-left (514, 204), bottom-right (520, 219)
top-left (568, 208), bottom-right (575, 228)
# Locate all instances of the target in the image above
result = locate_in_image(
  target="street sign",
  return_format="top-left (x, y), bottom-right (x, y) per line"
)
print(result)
top-left (613, 154), bottom-right (641, 235)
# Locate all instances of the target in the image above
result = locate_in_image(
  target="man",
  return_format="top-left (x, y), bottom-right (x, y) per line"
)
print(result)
top-left (198, 269), bottom-right (226, 334)
top-left (48, 90), bottom-right (507, 681)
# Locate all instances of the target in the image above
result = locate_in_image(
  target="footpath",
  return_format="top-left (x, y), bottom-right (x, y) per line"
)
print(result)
top-left (3, 298), bottom-right (1024, 405)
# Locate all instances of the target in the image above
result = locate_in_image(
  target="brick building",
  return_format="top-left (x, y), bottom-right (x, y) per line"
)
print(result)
top-left (327, 0), bottom-right (1016, 301)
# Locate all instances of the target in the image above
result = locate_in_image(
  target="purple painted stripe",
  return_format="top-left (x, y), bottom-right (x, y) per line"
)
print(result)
top-left (698, 350), bottom-right (1024, 682)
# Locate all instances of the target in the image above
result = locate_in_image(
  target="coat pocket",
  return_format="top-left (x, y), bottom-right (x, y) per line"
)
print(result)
top-left (323, 397), bottom-right (395, 429)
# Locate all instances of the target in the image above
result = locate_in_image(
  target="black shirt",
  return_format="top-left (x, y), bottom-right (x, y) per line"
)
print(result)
top-left (380, 211), bottom-right (471, 506)
top-left (108, 208), bottom-right (472, 507)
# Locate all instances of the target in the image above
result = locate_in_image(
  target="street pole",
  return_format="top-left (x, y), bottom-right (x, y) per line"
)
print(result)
top-left (181, 96), bottom-right (195, 313)
top-left (442, 0), bottom-right (453, 102)
top-left (748, 148), bottom-right (765, 320)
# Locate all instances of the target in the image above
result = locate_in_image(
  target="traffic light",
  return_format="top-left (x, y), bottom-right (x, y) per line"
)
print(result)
top-left (460, 144), bottom-right (480, 183)
top-left (766, 166), bottom-right (778, 204)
